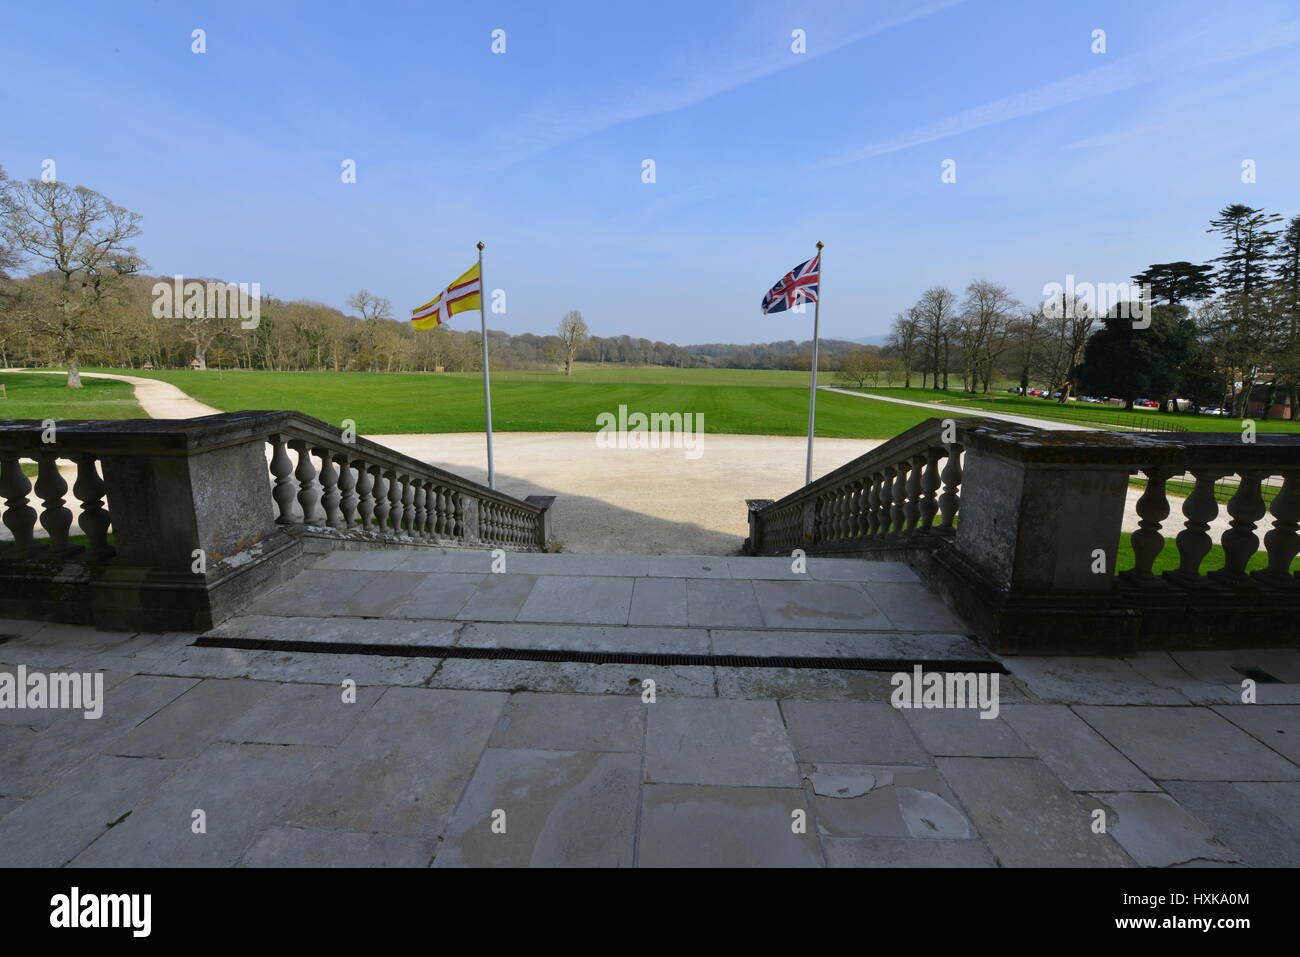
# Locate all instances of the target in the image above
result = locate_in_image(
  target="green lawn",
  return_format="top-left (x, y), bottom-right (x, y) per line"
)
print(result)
top-left (1114, 534), bottom-right (1287, 574)
top-left (0, 372), bottom-right (148, 421)
top-left (851, 386), bottom-right (1300, 433)
top-left (96, 368), bottom-right (937, 437)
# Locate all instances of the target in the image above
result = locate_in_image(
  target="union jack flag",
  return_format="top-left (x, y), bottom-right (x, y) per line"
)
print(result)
top-left (761, 253), bottom-right (820, 314)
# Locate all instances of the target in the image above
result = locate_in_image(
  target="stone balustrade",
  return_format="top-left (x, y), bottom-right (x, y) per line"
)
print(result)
top-left (746, 417), bottom-right (1300, 653)
top-left (0, 411), bottom-right (553, 630)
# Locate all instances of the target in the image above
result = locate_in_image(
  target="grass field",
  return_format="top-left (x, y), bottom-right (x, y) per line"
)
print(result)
top-left (850, 386), bottom-right (1300, 434)
top-left (0, 372), bottom-right (147, 421)
top-left (102, 368), bottom-right (938, 437)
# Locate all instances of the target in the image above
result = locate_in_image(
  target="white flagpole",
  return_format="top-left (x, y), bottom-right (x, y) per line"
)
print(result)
top-left (477, 241), bottom-right (496, 490)
top-left (804, 241), bottom-right (823, 486)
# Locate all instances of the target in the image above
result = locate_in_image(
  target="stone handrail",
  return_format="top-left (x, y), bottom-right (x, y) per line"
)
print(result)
top-left (0, 411), bottom-right (553, 630)
top-left (746, 417), bottom-right (1300, 652)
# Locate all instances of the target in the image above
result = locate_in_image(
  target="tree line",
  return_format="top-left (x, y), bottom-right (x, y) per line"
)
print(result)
top-left (847, 204), bottom-right (1297, 417)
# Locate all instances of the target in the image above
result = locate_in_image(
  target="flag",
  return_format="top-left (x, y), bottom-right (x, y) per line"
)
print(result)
top-left (411, 262), bottom-right (482, 330)
top-left (760, 253), bottom-right (820, 314)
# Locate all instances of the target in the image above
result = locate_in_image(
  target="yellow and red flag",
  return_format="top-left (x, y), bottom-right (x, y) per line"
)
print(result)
top-left (411, 262), bottom-right (482, 330)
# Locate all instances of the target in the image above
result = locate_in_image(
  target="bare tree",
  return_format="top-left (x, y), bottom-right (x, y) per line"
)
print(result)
top-left (556, 310), bottom-right (589, 376)
top-left (346, 289), bottom-right (392, 322)
top-left (958, 280), bottom-right (1019, 393)
top-left (1036, 291), bottom-right (1094, 400)
top-left (885, 310), bottom-right (920, 388)
top-left (0, 177), bottom-right (143, 387)
top-left (913, 287), bottom-right (958, 389)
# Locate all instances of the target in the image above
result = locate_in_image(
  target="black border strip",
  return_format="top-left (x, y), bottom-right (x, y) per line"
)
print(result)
top-left (192, 636), bottom-right (1007, 673)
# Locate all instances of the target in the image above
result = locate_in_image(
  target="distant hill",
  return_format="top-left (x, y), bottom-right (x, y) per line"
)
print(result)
top-left (828, 335), bottom-right (889, 348)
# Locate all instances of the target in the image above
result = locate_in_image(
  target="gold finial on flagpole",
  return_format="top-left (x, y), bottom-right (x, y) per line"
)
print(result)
top-left (477, 241), bottom-right (485, 250)
top-left (817, 241), bottom-right (824, 250)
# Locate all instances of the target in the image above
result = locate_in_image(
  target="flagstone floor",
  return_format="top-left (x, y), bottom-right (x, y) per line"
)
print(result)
top-left (2, 550), bottom-right (1299, 867)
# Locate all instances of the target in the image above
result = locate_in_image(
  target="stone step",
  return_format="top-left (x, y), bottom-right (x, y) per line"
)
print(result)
top-left (200, 614), bottom-right (991, 665)
top-left (308, 548), bottom-right (922, 582)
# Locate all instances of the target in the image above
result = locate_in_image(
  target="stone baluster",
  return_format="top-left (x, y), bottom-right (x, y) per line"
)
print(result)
top-left (918, 448), bottom-right (941, 530)
top-left (413, 480), bottom-right (428, 537)
top-left (72, 453), bottom-right (112, 557)
top-left (336, 455), bottom-right (358, 528)
top-left (354, 460), bottom-right (375, 529)
top-left (1254, 471), bottom-right (1300, 586)
top-left (383, 471), bottom-right (400, 532)
top-left (878, 467), bottom-right (895, 533)
top-left (890, 462), bottom-right (908, 533)
top-left (289, 440), bottom-right (322, 524)
top-left (0, 452), bottom-right (37, 550)
top-left (938, 445), bottom-right (962, 529)
top-left (34, 451), bottom-right (73, 550)
top-left (1164, 469), bottom-right (1226, 585)
top-left (431, 487), bottom-right (445, 535)
top-left (866, 472), bottom-right (882, 535)
top-left (453, 492), bottom-right (465, 538)
top-left (1209, 471), bottom-right (1268, 583)
top-left (904, 454), bottom-right (923, 530)
top-left (401, 477), bottom-right (415, 534)
top-left (315, 448), bottom-right (343, 529)
top-left (849, 479), bottom-right (865, 538)
top-left (1123, 468), bottom-right (1171, 582)
top-left (371, 466), bottom-right (390, 531)
top-left (269, 436), bottom-right (297, 524)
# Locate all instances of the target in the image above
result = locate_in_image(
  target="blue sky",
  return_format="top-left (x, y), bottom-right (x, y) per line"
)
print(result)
top-left (3, 0), bottom-right (1299, 344)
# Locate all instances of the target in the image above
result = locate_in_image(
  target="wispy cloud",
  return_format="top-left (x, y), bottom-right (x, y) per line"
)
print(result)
top-left (493, 0), bottom-right (965, 167)
top-left (1062, 123), bottom-right (1166, 150)
top-left (818, 18), bottom-right (1300, 166)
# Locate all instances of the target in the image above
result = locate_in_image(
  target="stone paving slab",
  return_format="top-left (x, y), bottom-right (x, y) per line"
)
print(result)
top-left (1161, 781), bottom-right (1300, 867)
top-left (629, 577), bottom-right (688, 626)
top-left (69, 742), bottom-right (325, 867)
top-left (1123, 652), bottom-right (1241, 705)
top-left (515, 575), bottom-right (636, 625)
top-left (433, 748), bottom-right (641, 867)
top-left (821, 836), bottom-right (995, 867)
top-left (206, 614), bottom-right (461, 646)
top-left (0, 754), bottom-right (184, 866)
top-left (685, 579), bottom-right (762, 627)
top-left (1006, 657), bottom-right (1191, 705)
top-left (638, 783), bottom-right (822, 867)
top-left (900, 708), bottom-right (1034, 758)
top-left (804, 763), bottom-right (972, 839)
top-left (249, 568), bottom-right (377, 617)
top-left (1211, 705), bottom-right (1300, 763)
top-left (1001, 705), bottom-right (1158, 792)
top-left (219, 682), bottom-right (386, 747)
top-left (110, 678), bottom-right (279, 759)
top-left (0, 674), bottom-right (198, 800)
top-left (644, 698), bottom-right (799, 787)
top-left (1231, 782), bottom-right (1300, 836)
top-left (455, 622), bottom-right (710, 654)
top-left (781, 700), bottom-right (930, 765)
top-left (388, 573), bottom-right (483, 619)
top-left (1075, 706), bottom-right (1300, 781)
top-left (490, 692), bottom-right (645, 752)
top-left (936, 757), bottom-right (1135, 867)
top-left (1080, 792), bottom-right (1242, 867)
top-left (645, 556), bottom-right (732, 579)
top-left (276, 687), bottom-right (506, 836)
top-left (752, 580), bottom-right (888, 630)
top-left (454, 574), bottom-right (538, 621)
top-left (808, 559), bottom-right (921, 583)
top-left (714, 666), bottom-right (896, 701)
top-left (709, 629), bottom-right (987, 660)
top-left (427, 657), bottom-right (717, 698)
top-left (239, 825), bottom-right (438, 867)
top-left (1172, 649), bottom-right (1300, 685)
top-left (0, 666), bottom-right (133, 730)
top-left (864, 582), bottom-right (971, 632)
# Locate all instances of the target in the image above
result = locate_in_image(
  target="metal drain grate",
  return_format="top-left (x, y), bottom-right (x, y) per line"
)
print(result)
top-left (192, 636), bottom-right (1007, 674)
